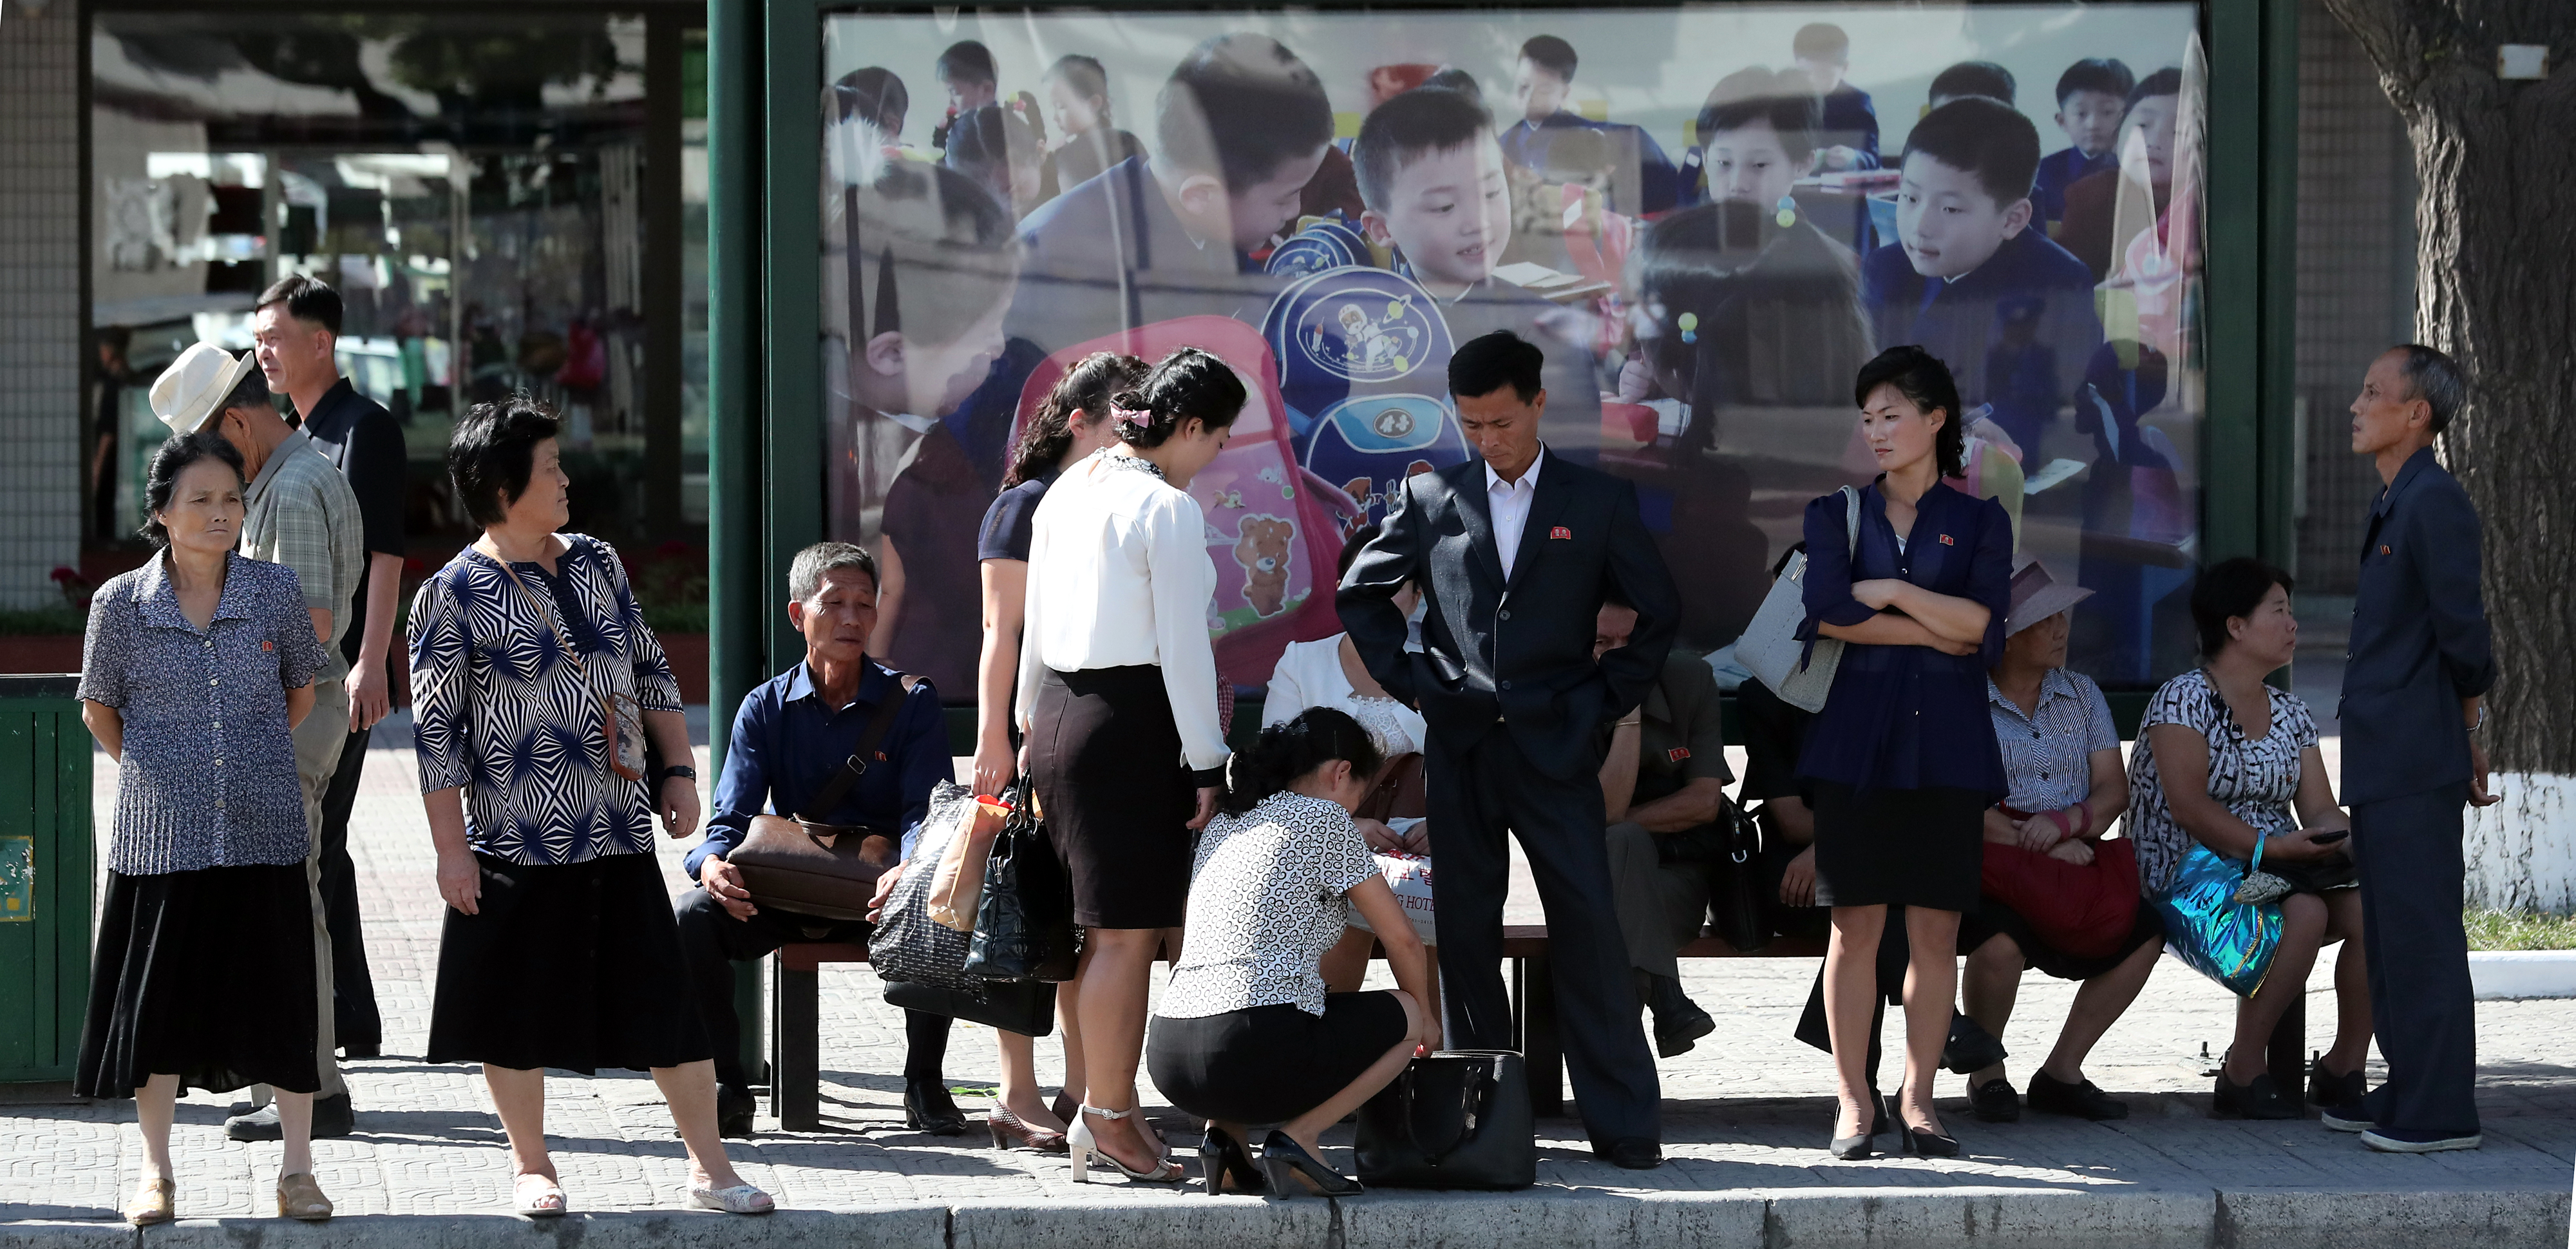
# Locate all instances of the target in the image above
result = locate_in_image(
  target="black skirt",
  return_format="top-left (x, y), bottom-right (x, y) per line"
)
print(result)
top-left (1027, 665), bottom-right (1195, 930)
top-left (77, 863), bottom-right (319, 1099)
top-left (1147, 993), bottom-right (1410, 1125)
top-left (427, 851), bottom-right (710, 1074)
top-left (1809, 782), bottom-right (1985, 912)
top-left (1958, 896), bottom-right (2168, 982)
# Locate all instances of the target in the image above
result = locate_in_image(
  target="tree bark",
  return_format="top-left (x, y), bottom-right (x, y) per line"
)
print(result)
top-left (2321, 0), bottom-right (2576, 777)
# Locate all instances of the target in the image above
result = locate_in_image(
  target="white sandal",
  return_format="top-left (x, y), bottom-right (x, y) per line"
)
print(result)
top-left (513, 1172), bottom-right (567, 1218)
top-left (1066, 1103), bottom-right (1185, 1184)
top-left (685, 1183), bottom-right (775, 1215)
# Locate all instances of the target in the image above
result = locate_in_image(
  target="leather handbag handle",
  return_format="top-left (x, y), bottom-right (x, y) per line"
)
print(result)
top-left (1404, 1058), bottom-right (1495, 1167)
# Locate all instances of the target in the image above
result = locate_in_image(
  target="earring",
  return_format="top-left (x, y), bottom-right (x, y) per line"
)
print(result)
top-left (1775, 194), bottom-right (1799, 228)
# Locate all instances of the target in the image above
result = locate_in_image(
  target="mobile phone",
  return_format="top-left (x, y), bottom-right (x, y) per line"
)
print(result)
top-left (2309, 829), bottom-right (2351, 845)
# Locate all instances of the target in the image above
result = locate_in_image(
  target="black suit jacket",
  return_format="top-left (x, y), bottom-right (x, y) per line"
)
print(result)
top-left (2338, 446), bottom-right (2496, 806)
top-left (1338, 452), bottom-right (1679, 781)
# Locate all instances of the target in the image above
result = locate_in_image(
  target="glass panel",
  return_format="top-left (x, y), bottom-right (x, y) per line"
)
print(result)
top-left (88, 12), bottom-right (693, 555)
top-left (821, 4), bottom-right (2207, 693)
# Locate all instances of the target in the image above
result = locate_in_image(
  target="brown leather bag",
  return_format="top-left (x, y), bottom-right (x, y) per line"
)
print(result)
top-left (1356, 752), bottom-right (1427, 822)
top-left (725, 674), bottom-right (918, 922)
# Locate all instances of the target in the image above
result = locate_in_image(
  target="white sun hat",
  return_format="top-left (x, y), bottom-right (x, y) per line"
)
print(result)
top-left (147, 342), bottom-right (260, 435)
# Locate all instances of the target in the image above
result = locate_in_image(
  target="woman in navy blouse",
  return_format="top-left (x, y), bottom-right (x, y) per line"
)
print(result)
top-left (409, 397), bottom-right (768, 1217)
top-left (77, 432), bottom-right (335, 1225)
top-left (1798, 345), bottom-right (2012, 1159)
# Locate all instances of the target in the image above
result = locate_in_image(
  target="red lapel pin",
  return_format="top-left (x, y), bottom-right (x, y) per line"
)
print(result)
top-left (2379, 544), bottom-right (2391, 555)
top-left (1938, 533), bottom-right (1955, 546)
top-left (1667, 747), bottom-right (1690, 762)
top-left (261, 640), bottom-right (273, 652)
top-left (1549, 526), bottom-right (1572, 540)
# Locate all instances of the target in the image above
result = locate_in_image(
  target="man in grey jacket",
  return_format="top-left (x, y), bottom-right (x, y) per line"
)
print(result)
top-left (2328, 344), bottom-right (2497, 1154)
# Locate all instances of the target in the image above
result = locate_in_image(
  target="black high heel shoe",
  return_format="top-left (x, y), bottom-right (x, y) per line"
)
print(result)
top-left (1199, 1127), bottom-right (1265, 1196)
top-left (1886, 1091), bottom-right (1959, 1158)
top-left (1260, 1130), bottom-right (1363, 1197)
top-left (1827, 1096), bottom-right (1877, 1159)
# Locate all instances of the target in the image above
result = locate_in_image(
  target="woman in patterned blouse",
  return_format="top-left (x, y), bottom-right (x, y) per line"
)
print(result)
top-left (2127, 558), bottom-right (2365, 1122)
top-left (77, 432), bottom-right (336, 1225)
top-left (409, 397), bottom-right (768, 1216)
top-left (1146, 709), bottom-right (1436, 1197)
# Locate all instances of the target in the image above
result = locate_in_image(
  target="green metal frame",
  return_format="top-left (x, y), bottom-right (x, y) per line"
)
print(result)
top-left (0, 682), bottom-right (95, 1085)
top-left (707, 0), bottom-right (2305, 739)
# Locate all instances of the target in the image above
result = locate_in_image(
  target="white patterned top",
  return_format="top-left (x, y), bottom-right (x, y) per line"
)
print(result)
top-left (2125, 668), bottom-right (2320, 894)
top-left (1158, 792), bottom-right (1378, 1019)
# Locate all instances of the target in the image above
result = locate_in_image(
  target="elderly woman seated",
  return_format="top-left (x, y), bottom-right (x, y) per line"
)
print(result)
top-left (2128, 558), bottom-right (2368, 1122)
top-left (1955, 557), bottom-right (2164, 1124)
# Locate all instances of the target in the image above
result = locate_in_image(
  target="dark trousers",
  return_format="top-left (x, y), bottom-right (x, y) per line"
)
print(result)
top-left (314, 727), bottom-right (381, 1052)
top-left (1427, 725), bottom-right (1661, 1147)
top-left (2352, 783), bottom-right (2479, 1136)
top-left (674, 886), bottom-right (952, 1092)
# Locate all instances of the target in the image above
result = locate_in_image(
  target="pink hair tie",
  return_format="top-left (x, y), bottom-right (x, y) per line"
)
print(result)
top-left (1110, 403), bottom-right (1153, 434)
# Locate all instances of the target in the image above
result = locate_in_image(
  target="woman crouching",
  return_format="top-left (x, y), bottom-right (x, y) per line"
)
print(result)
top-left (1146, 709), bottom-right (1437, 1197)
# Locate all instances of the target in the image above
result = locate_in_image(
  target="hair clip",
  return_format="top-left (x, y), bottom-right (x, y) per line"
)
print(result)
top-left (1677, 311), bottom-right (1698, 345)
top-left (1775, 194), bottom-right (1798, 228)
top-left (1110, 403), bottom-right (1153, 435)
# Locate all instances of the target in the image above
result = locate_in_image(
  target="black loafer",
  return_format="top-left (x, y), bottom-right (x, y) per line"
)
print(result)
top-left (717, 1084), bottom-right (758, 1138)
top-left (1968, 1077), bottom-right (2020, 1123)
top-left (2309, 1057), bottom-right (2367, 1123)
top-left (2212, 1071), bottom-right (2297, 1120)
top-left (1941, 1012), bottom-right (2008, 1076)
top-left (1595, 1138), bottom-right (1663, 1170)
top-left (1647, 977), bottom-right (1717, 1058)
top-left (2026, 1072), bottom-right (2128, 1121)
top-left (904, 1078), bottom-right (967, 1136)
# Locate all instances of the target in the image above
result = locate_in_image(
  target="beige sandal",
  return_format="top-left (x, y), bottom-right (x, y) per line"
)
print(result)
top-left (276, 1172), bottom-right (334, 1221)
top-left (125, 1177), bottom-right (175, 1226)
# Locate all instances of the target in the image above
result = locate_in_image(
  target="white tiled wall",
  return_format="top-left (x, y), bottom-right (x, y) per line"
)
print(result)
top-left (0, 2), bottom-right (83, 609)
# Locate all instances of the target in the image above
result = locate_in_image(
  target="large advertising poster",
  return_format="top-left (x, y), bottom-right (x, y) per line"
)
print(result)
top-left (820, 4), bottom-right (2206, 699)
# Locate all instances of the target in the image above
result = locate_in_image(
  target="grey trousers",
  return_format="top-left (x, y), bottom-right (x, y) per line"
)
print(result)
top-left (277, 676), bottom-right (350, 1101)
top-left (1604, 821), bottom-right (1712, 981)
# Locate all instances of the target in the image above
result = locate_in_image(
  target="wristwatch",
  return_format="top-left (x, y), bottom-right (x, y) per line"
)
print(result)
top-left (656, 764), bottom-right (698, 786)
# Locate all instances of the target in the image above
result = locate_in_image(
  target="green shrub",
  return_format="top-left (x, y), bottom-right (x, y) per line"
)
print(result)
top-left (0, 603), bottom-right (87, 636)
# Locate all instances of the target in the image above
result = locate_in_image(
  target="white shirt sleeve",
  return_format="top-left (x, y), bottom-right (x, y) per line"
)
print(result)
top-left (1264, 642), bottom-right (1309, 729)
top-left (1146, 489), bottom-right (1229, 776)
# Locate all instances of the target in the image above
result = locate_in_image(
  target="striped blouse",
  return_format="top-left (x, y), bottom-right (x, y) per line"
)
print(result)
top-left (1987, 667), bottom-right (2119, 814)
top-left (408, 535), bottom-right (682, 865)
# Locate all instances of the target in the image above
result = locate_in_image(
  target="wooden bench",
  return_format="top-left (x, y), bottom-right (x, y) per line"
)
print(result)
top-left (770, 928), bottom-right (2308, 1130)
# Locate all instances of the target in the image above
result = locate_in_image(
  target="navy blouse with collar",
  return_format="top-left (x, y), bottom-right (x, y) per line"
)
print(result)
top-left (1794, 477), bottom-right (2012, 796)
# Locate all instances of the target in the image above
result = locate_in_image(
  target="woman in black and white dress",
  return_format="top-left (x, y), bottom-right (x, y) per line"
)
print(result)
top-left (1148, 708), bottom-right (1436, 1196)
top-left (1017, 347), bottom-right (1244, 1182)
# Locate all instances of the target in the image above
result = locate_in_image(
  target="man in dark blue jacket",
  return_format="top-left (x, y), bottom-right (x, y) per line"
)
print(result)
top-left (675, 543), bottom-right (956, 1138)
top-left (1340, 330), bottom-right (1680, 1170)
top-left (2328, 345), bottom-right (2497, 1154)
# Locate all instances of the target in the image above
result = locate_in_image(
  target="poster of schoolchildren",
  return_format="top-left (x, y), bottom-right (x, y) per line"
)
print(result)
top-left (820, 3), bottom-right (2206, 696)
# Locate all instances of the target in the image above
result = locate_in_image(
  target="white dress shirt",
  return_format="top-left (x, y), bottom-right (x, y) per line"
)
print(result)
top-left (1484, 446), bottom-right (1546, 580)
top-left (1016, 450), bottom-right (1230, 775)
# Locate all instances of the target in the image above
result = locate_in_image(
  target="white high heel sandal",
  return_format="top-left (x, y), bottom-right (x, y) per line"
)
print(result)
top-left (1066, 1103), bottom-right (1185, 1183)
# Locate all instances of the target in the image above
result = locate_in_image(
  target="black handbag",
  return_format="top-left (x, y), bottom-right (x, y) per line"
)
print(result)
top-left (962, 775), bottom-right (1081, 983)
top-left (1705, 799), bottom-right (1772, 953)
top-left (883, 977), bottom-right (1056, 1037)
top-left (1352, 1050), bottom-right (1535, 1190)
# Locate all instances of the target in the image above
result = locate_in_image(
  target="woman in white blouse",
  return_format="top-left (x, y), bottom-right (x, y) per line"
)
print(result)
top-left (1018, 347), bottom-right (1245, 1183)
top-left (1267, 526), bottom-right (1438, 996)
top-left (1146, 708), bottom-right (1436, 1197)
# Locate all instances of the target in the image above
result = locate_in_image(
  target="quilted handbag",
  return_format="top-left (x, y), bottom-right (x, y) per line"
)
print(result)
top-left (866, 782), bottom-right (983, 991)
top-left (1736, 486), bottom-right (1859, 713)
top-left (2151, 838), bottom-right (2286, 998)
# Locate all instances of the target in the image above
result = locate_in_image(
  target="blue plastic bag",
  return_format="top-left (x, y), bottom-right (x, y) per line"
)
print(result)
top-left (2152, 841), bottom-right (2285, 997)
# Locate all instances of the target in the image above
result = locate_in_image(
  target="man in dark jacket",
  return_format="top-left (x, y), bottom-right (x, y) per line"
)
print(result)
top-left (2329, 344), bottom-right (2497, 1154)
top-left (1340, 330), bottom-right (1680, 1169)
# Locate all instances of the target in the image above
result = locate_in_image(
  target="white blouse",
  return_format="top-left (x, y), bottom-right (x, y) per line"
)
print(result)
top-left (1159, 792), bottom-right (1379, 1019)
top-left (1016, 450), bottom-right (1230, 775)
top-left (1264, 634), bottom-right (1425, 758)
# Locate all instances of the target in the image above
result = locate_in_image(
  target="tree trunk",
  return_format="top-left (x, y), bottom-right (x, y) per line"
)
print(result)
top-left (2321, 0), bottom-right (2576, 910)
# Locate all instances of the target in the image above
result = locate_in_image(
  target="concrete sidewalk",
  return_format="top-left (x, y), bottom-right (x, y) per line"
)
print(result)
top-left (3, 739), bottom-right (2570, 1248)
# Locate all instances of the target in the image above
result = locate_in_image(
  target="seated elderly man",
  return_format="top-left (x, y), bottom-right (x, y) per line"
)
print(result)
top-left (677, 542), bottom-right (956, 1138)
top-left (1594, 602), bottom-right (1727, 1058)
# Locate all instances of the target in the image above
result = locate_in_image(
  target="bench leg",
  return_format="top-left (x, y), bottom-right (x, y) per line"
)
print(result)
top-left (772, 957), bottom-right (822, 1132)
top-left (1512, 953), bottom-right (1565, 1118)
top-left (2266, 990), bottom-right (2307, 1115)
top-left (732, 958), bottom-right (768, 1089)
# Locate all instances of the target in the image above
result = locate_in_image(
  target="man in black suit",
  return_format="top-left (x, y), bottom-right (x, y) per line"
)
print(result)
top-left (2330, 343), bottom-right (2498, 1154)
top-left (1340, 330), bottom-right (1680, 1169)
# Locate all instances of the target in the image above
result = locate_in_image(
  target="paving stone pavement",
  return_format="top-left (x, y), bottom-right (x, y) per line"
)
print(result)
top-left (5, 725), bottom-right (2571, 1246)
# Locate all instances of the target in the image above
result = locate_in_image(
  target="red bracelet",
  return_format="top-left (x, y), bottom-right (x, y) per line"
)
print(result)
top-left (2074, 800), bottom-right (2094, 837)
top-left (2043, 809), bottom-right (2072, 841)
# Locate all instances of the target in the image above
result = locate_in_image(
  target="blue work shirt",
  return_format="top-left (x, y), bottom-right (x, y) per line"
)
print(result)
top-left (1794, 479), bottom-right (2012, 796)
top-left (688, 658), bottom-right (951, 879)
top-left (2032, 146), bottom-right (2116, 225)
top-left (1862, 228), bottom-right (2102, 452)
top-left (2338, 446), bottom-right (2496, 806)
